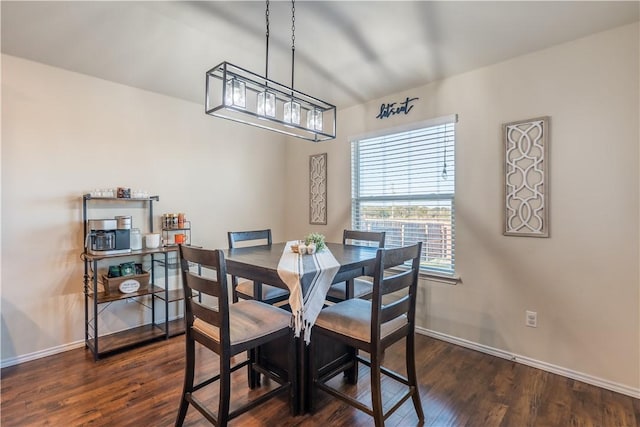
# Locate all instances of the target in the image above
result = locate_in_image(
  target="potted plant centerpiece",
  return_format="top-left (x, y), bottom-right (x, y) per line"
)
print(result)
top-left (305, 233), bottom-right (326, 254)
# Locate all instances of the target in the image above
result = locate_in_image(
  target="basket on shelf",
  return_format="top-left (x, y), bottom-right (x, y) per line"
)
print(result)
top-left (101, 271), bottom-right (150, 294)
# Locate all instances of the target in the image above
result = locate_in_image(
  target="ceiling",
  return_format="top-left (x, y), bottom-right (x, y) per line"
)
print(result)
top-left (2, 1), bottom-right (638, 109)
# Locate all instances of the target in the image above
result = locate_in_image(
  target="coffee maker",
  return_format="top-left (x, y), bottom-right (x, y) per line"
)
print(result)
top-left (86, 217), bottom-right (131, 255)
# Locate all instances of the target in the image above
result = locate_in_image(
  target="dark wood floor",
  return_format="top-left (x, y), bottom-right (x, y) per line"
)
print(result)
top-left (1, 334), bottom-right (638, 426)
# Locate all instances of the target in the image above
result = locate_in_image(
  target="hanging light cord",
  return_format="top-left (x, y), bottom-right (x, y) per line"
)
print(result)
top-left (265, 0), bottom-right (270, 81)
top-left (442, 141), bottom-right (448, 180)
top-left (290, 0), bottom-right (296, 92)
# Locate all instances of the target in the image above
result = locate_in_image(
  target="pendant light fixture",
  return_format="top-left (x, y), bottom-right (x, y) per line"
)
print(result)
top-left (283, 2), bottom-right (300, 126)
top-left (256, 1), bottom-right (276, 118)
top-left (205, 0), bottom-right (336, 142)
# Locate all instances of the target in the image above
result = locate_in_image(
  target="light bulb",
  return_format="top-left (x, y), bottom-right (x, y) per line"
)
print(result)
top-left (224, 79), bottom-right (233, 105)
top-left (257, 90), bottom-right (276, 117)
top-left (306, 108), bottom-right (323, 131)
top-left (284, 101), bottom-right (300, 125)
top-left (225, 78), bottom-right (246, 109)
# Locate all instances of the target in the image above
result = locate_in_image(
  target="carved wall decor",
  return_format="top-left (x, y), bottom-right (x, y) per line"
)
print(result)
top-left (309, 153), bottom-right (327, 225)
top-left (503, 117), bottom-right (550, 237)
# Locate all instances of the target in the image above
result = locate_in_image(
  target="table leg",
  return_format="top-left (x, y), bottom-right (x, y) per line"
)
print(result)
top-left (344, 279), bottom-right (357, 383)
top-left (345, 346), bottom-right (359, 384)
top-left (253, 280), bottom-right (264, 386)
top-left (345, 278), bottom-right (354, 300)
top-left (257, 332), bottom-right (303, 415)
top-left (299, 336), bottom-right (309, 414)
top-left (308, 333), bottom-right (360, 405)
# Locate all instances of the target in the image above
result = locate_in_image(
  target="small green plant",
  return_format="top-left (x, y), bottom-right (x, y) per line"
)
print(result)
top-left (305, 233), bottom-right (326, 251)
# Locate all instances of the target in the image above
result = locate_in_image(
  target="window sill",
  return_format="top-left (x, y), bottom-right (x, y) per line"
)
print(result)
top-left (387, 266), bottom-right (460, 285)
top-left (418, 271), bottom-right (460, 285)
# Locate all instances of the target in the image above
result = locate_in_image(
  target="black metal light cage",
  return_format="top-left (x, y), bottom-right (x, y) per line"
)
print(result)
top-left (205, 61), bottom-right (337, 142)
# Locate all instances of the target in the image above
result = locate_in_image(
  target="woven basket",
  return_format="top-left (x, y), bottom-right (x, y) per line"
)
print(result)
top-left (102, 272), bottom-right (150, 294)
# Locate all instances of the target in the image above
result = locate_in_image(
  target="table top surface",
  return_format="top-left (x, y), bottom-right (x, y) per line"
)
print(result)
top-left (224, 242), bottom-right (378, 272)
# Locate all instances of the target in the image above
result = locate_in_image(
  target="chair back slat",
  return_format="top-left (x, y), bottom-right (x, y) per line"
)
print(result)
top-left (191, 301), bottom-right (221, 326)
top-left (184, 271), bottom-right (221, 298)
top-left (381, 269), bottom-right (413, 295)
top-left (371, 242), bottom-right (422, 342)
top-left (343, 229), bottom-right (386, 248)
top-left (381, 246), bottom-right (418, 269)
top-left (380, 295), bottom-right (410, 324)
top-left (228, 229), bottom-right (272, 248)
top-left (181, 245), bottom-right (225, 270)
top-left (179, 245), bottom-right (230, 346)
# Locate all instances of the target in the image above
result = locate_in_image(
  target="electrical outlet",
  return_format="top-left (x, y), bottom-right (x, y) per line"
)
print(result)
top-left (525, 310), bottom-right (537, 328)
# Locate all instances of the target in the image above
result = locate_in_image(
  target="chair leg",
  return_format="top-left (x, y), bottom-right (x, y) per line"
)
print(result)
top-left (345, 346), bottom-right (359, 384)
top-left (288, 331), bottom-right (298, 416)
top-left (406, 333), bottom-right (424, 421)
top-left (231, 280), bottom-right (239, 304)
top-left (370, 350), bottom-right (385, 427)
top-left (175, 337), bottom-right (195, 427)
top-left (248, 349), bottom-right (257, 389)
top-left (218, 354), bottom-right (231, 427)
top-left (251, 347), bottom-right (261, 387)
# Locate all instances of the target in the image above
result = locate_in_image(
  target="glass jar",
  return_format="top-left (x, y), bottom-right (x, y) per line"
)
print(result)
top-left (130, 228), bottom-right (142, 250)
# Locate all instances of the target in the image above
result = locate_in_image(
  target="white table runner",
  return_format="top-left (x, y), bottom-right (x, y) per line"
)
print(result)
top-left (277, 241), bottom-right (340, 343)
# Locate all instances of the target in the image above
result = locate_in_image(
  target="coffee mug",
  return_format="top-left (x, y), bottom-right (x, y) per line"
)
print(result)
top-left (145, 233), bottom-right (161, 249)
top-left (174, 233), bottom-right (188, 244)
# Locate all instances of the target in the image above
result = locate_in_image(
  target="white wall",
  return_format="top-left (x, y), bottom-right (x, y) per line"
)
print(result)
top-left (285, 23), bottom-right (639, 393)
top-left (1, 54), bottom-right (287, 362)
top-left (2, 22), bottom-right (638, 396)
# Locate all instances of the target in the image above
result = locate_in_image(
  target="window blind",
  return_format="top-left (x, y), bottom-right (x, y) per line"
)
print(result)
top-left (351, 119), bottom-right (456, 275)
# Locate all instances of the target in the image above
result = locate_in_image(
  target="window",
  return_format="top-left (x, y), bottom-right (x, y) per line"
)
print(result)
top-left (351, 115), bottom-right (456, 276)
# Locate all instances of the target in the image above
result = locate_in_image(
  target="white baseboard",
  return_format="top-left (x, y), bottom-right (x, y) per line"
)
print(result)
top-left (1, 340), bottom-right (85, 369)
top-left (1, 315), bottom-right (185, 369)
top-left (415, 326), bottom-right (640, 399)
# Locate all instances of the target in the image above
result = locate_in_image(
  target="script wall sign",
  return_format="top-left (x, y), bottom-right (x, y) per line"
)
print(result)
top-left (376, 96), bottom-right (419, 119)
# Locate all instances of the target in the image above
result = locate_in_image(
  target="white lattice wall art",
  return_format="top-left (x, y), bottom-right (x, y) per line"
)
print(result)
top-left (503, 117), bottom-right (550, 237)
top-left (309, 153), bottom-right (327, 225)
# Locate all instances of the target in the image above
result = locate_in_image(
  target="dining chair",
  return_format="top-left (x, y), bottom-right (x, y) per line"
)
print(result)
top-left (227, 229), bottom-right (290, 305)
top-left (310, 242), bottom-right (424, 427)
top-left (175, 245), bottom-right (295, 427)
top-left (325, 229), bottom-right (386, 303)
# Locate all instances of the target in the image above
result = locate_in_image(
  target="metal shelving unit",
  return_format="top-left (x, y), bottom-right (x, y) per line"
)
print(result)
top-left (82, 194), bottom-right (184, 360)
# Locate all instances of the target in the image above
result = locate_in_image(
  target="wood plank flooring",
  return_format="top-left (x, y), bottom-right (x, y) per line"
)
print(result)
top-left (2, 334), bottom-right (638, 426)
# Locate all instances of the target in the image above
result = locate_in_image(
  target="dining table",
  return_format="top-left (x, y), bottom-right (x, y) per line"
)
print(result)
top-left (224, 241), bottom-right (379, 414)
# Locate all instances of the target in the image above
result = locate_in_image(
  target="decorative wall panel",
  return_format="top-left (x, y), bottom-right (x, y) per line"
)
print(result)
top-left (503, 117), bottom-right (550, 237)
top-left (309, 153), bottom-right (327, 225)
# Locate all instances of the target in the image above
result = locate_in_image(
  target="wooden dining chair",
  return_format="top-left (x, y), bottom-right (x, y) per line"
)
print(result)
top-left (325, 229), bottom-right (386, 303)
top-left (311, 242), bottom-right (424, 427)
top-left (227, 229), bottom-right (290, 305)
top-left (175, 245), bottom-right (295, 427)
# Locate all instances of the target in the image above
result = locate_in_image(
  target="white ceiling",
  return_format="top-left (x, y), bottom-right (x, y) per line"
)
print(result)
top-left (2, 1), bottom-right (638, 109)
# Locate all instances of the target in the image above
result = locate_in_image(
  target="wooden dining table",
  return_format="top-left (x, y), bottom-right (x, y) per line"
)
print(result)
top-left (224, 242), bottom-right (378, 414)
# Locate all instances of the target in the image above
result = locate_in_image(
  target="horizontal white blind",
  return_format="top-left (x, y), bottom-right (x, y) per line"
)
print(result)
top-left (351, 121), bottom-right (455, 275)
